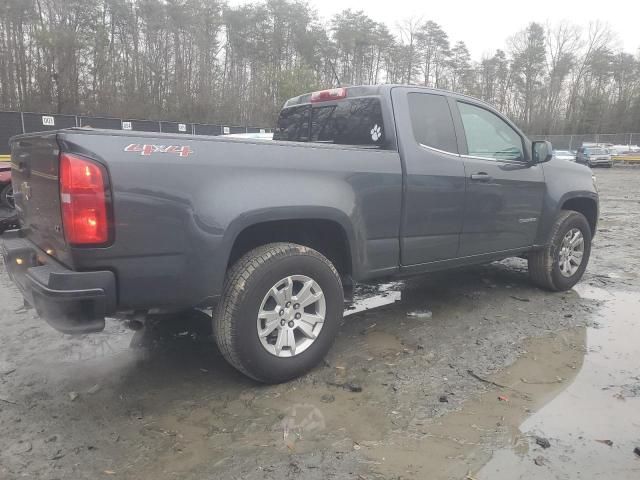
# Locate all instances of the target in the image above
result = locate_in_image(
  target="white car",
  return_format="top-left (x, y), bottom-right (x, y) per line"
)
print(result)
top-left (225, 132), bottom-right (273, 140)
top-left (609, 145), bottom-right (640, 155)
top-left (553, 150), bottom-right (576, 161)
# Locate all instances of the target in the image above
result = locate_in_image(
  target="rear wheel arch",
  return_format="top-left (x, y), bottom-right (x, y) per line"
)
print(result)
top-left (225, 215), bottom-right (356, 281)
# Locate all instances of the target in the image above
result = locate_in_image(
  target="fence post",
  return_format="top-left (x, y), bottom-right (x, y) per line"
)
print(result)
top-left (569, 135), bottom-right (573, 150)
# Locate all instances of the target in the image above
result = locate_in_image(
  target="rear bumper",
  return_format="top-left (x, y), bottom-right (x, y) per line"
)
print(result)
top-left (1, 230), bottom-right (116, 334)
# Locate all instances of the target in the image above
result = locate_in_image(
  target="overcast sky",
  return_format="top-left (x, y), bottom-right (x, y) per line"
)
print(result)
top-left (233, 0), bottom-right (639, 59)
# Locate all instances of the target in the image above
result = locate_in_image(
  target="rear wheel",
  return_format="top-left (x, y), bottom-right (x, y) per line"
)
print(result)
top-left (214, 243), bottom-right (343, 383)
top-left (528, 210), bottom-right (592, 291)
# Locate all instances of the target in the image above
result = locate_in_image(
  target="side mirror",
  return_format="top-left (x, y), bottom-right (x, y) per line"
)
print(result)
top-left (532, 140), bottom-right (553, 164)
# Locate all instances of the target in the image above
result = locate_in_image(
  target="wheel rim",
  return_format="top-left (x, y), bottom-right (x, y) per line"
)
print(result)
top-left (558, 228), bottom-right (584, 277)
top-left (256, 275), bottom-right (326, 357)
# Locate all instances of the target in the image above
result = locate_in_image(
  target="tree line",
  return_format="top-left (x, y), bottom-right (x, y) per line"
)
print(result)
top-left (1, 0), bottom-right (639, 134)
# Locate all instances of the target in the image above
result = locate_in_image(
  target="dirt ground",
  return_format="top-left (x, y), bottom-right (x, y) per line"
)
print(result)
top-left (1, 167), bottom-right (639, 479)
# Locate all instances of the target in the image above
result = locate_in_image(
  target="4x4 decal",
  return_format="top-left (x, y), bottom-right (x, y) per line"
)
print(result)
top-left (124, 144), bottom-right (193, 157)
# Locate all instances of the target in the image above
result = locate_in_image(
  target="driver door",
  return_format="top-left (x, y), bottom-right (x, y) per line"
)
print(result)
top-left (454, 100), bottom-right (545, 256)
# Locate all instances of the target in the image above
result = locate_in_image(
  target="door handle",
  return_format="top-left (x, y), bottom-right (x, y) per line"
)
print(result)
top-left (470, 172), bottom-right (492, 182)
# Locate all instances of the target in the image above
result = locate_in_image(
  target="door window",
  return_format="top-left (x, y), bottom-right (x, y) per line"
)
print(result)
top-left (458, 102), bottom-right (524, 161)
top-left (408, 93), bottom-right (458, 154)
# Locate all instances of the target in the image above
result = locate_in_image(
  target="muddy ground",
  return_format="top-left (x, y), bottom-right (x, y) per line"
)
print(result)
top-left (1, 168), bottom-right (639, 479)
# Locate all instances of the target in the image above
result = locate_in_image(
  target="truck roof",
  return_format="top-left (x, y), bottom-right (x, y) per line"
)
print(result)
top-left (283, 84), bottom-right (498, 111)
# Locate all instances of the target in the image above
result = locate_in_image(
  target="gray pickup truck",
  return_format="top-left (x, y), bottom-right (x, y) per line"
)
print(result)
top-left (1, 85), bottom-right (598, 383)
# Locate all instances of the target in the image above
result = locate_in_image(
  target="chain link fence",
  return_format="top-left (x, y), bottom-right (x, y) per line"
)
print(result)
top-left (0, 110), bottom-right (272, 156)
top-left (529, 133), bottom-right (640, 150)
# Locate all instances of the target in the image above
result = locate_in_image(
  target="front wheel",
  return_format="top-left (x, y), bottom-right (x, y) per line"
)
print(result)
top-left (528, 210), bottom-right (592, 291)
top-left (214, 243), bottom-right (343, 383)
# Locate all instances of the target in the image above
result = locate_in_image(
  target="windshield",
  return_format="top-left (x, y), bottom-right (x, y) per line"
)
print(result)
top-left (587, 148), bottom-right (609, 155)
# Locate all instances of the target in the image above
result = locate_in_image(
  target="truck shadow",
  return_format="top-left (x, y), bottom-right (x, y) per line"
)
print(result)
top-left (122, 309), bottom-right (253, 387)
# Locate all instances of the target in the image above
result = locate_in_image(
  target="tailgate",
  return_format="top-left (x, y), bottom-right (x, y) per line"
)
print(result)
top-left (10, 133), bottom-right (71, 265)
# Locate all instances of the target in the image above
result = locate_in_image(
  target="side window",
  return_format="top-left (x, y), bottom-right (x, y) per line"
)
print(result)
top-left (408, 93), bottom-right (458, 154)
top-left (458, 102), bottom-right (524, 161)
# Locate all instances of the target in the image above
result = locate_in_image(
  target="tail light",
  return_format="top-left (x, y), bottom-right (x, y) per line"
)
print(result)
top-left (310, 88), bottom-right (347, 103)
top-left (59, 153), bottom-right (112, 246)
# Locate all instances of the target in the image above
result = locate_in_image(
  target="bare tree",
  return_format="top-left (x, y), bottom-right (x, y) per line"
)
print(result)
top-left (397, 17), bottom-right (422, 84)
top-left (0, 2), bottom-right (637, 134)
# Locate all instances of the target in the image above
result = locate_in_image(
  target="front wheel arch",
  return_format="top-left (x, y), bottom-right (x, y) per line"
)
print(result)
top-left (561, 196), bottom-right (598, 238)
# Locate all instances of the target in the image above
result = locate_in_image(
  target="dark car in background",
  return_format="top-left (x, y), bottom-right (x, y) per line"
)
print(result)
top-left (576, 146), bottom-right (613, 167)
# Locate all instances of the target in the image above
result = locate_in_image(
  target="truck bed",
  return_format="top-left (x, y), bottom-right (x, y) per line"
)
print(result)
top-left (9, 128), bottom-right (403, 311)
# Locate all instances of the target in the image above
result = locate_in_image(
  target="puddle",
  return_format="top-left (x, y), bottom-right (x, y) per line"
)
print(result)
top-left (356, 286), bottom-right (640, 479)
top-left (358, 286), bottom-right (640, 479)
top-left (361, 330), bottom-right (404, 356)
top-left (364, 327), bottom-right (588, 479)
top-left (475, 287), bottom-right (640, 479)
top-left (134, 382), bottom-right (394, 477)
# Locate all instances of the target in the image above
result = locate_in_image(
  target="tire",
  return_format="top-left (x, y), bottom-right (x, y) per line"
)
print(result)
top-left (214, 243), bottom-right (343, 383)
top-left (528, 210), bottom-right (592, 291)
top-left (1, 183), bottom-right (14, 209)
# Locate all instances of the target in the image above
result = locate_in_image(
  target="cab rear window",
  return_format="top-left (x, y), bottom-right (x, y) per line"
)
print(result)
top-left (274, 98), bottom-right (386, 148)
